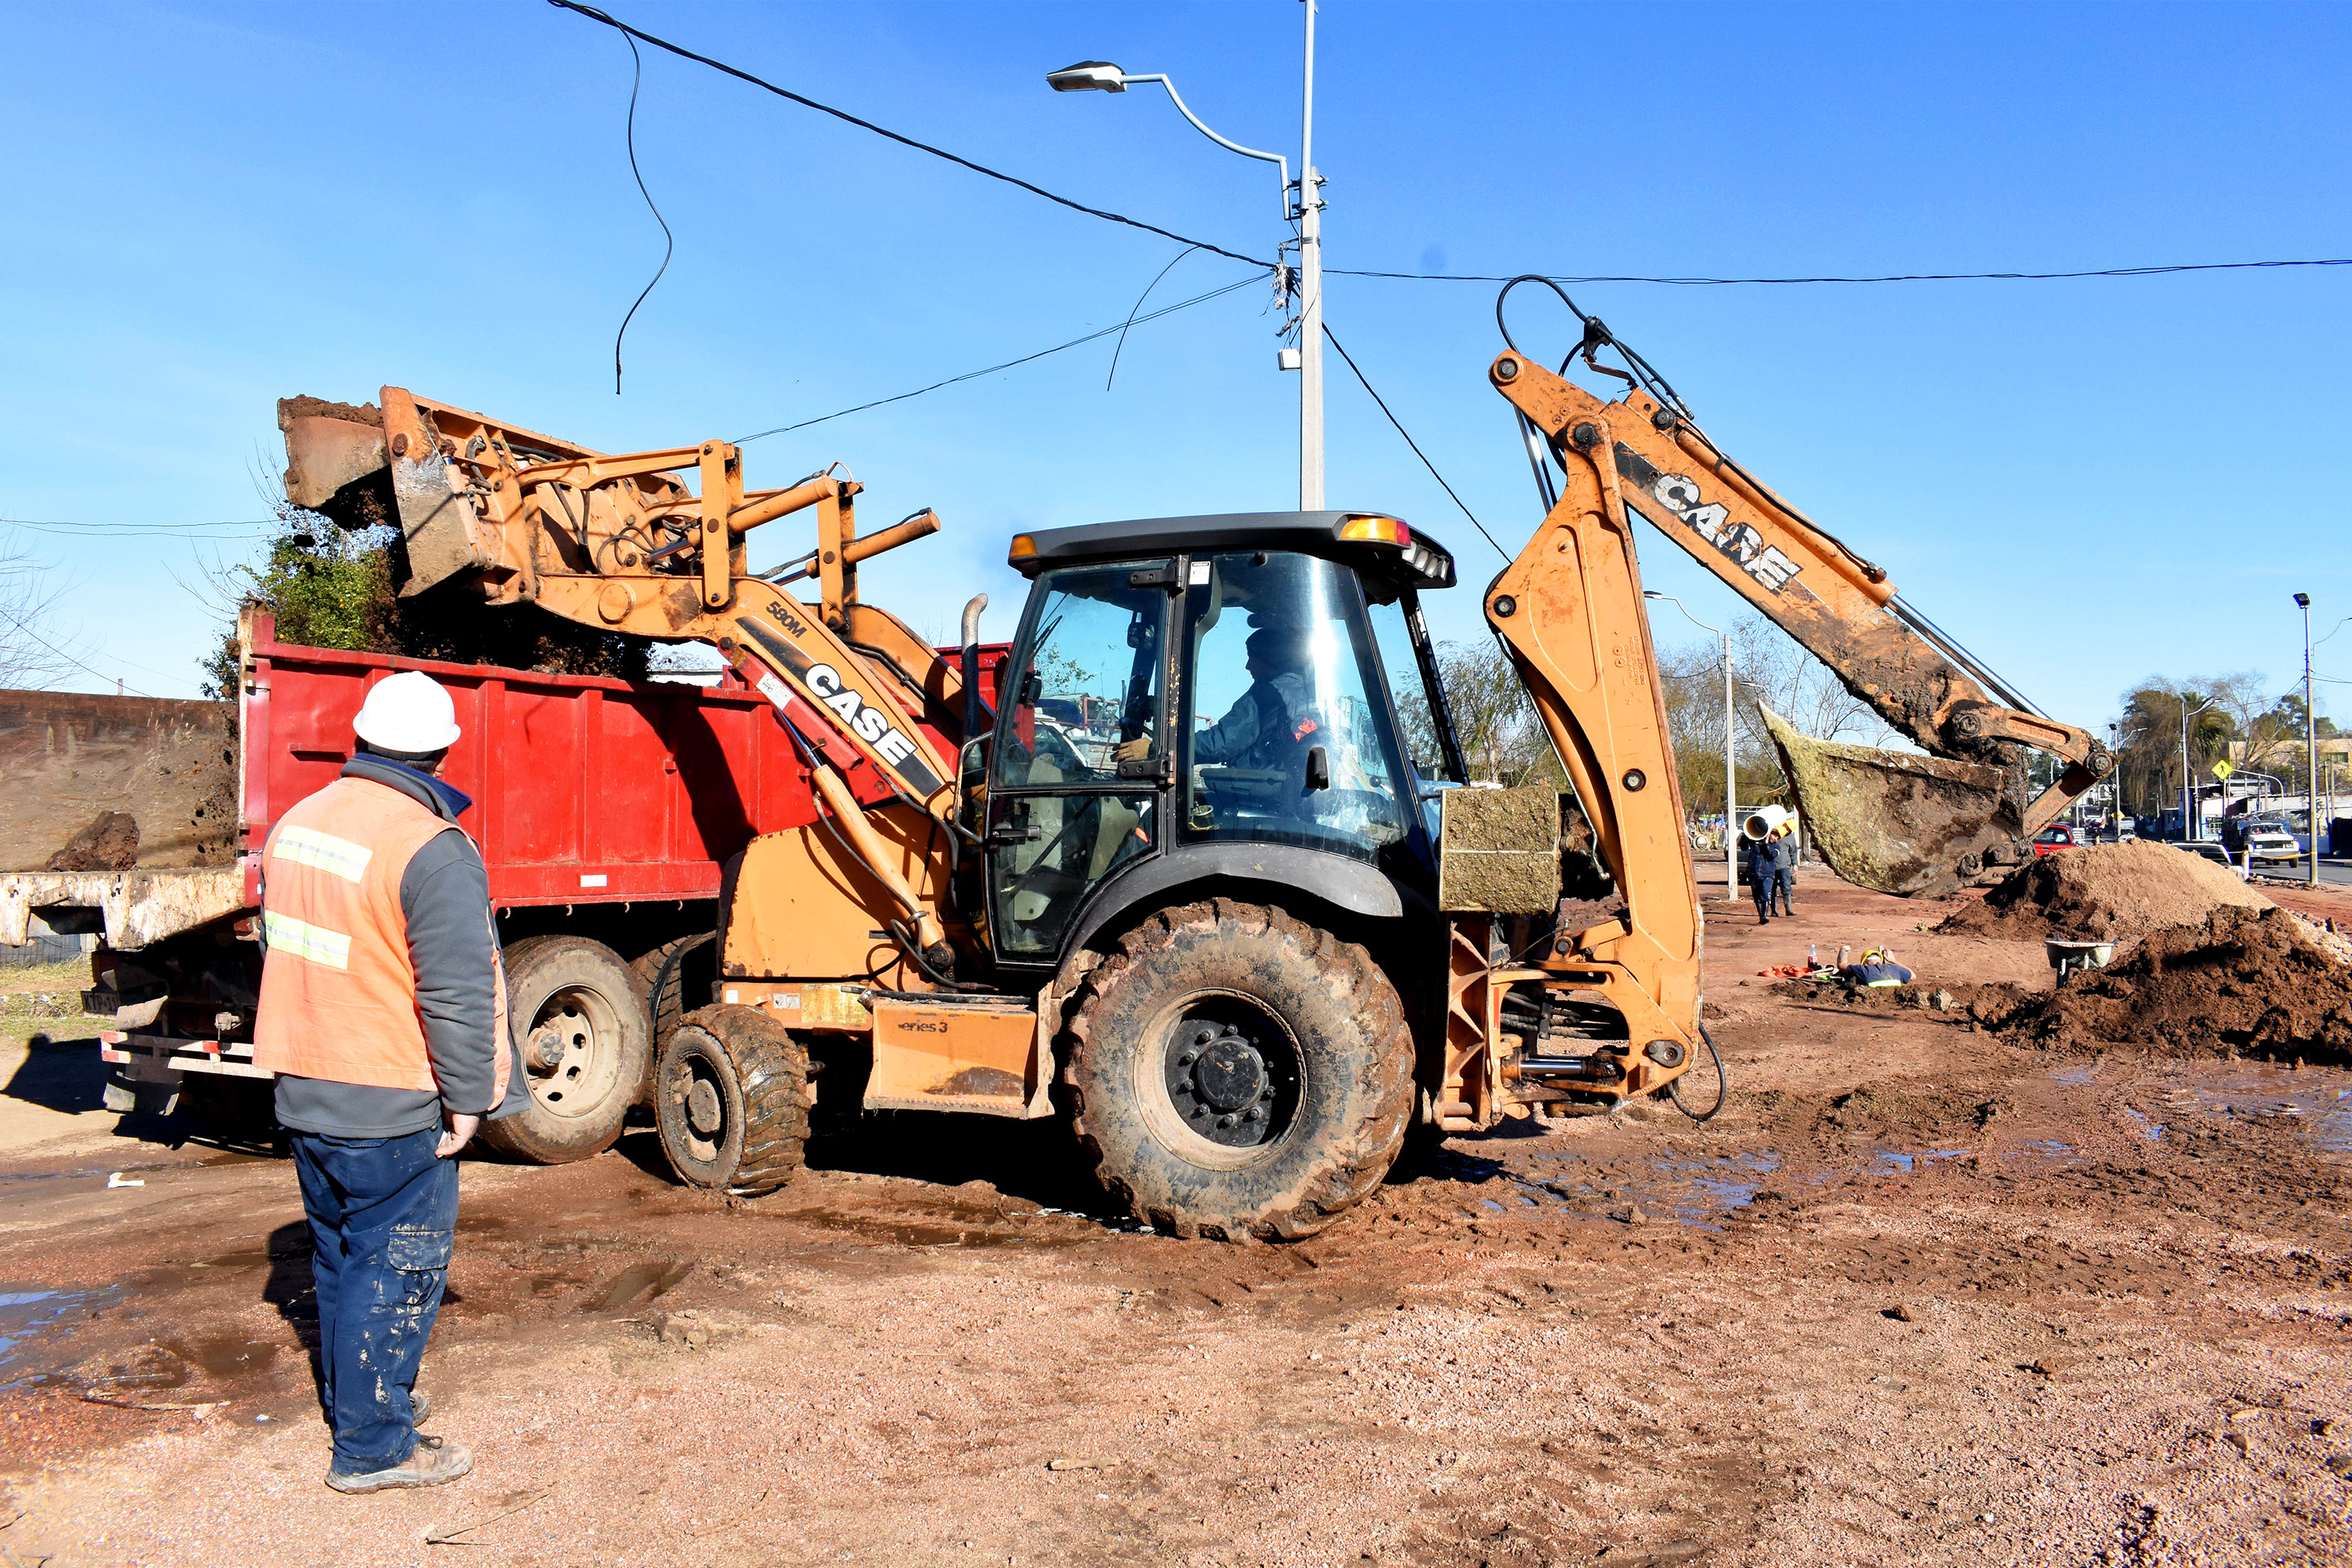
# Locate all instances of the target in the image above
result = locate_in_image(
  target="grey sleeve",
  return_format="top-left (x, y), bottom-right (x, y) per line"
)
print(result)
top-left (401, 829), bottom-right (502, 1116)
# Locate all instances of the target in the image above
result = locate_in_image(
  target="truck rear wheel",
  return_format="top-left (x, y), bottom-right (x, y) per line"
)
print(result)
top-left (1064, 899), bottom-right (1414, 1241)
top-left (655, 1004), bottom-right (812, 1197)
top-left (480, 936), bottom-right (649, 1163)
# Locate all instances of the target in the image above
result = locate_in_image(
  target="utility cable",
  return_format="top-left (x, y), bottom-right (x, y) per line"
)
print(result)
top-left (4, 518), bottom-right (274, 537)
top-left (1319, 322), bottom-right (1508, 564)
top-left (1333, 257), bottom-right (2352, 285)
top-left (0, 599), bottom-right (149, 696)
top-left (612, 25), bottom-right (673, 394)
top-left (1106, 246), bottom-right (1203, 391)
top-left (735, 274), bottom-right (1258, 443)
top-left (549, 1), bottom-right (1269, 270)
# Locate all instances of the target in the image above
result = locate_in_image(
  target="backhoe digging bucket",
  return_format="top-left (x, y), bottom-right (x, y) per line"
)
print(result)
top-left (1758, 704), bottom-right (2027, 898)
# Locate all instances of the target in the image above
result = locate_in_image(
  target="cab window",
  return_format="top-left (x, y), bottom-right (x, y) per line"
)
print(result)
top-left (1181, 551), bottom-right (1412, 862)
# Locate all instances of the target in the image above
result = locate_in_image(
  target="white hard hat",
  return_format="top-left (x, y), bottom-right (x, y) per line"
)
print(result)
top-left (354, 671), bottom-right (460, 753)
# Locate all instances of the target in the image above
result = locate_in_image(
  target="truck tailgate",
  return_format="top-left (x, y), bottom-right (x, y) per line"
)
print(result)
top-left (0, 868), bottom-right (247, 950)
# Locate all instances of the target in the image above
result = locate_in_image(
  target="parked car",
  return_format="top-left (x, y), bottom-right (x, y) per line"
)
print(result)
top-left (2239, 821), bottom-right (2302, 865)
top-left (2032, 824), bottom-right (2089, 855)
top-left (2176, 840), bottom-right (2251, 880)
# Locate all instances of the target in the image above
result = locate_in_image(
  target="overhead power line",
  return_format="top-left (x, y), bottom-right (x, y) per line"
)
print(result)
top-left (1330, 258), bottom-right (2352, 286)
top-left (1319, 324), bottom-right (1506, 564)
top-left (735, 275), bottom-right (1259, 444)
top-left (549, 1), bottom-right (1270, 271)
top-left (612, 24), bottom-right (673, 394)
top-left (4, 518), bottom-right (274, 537)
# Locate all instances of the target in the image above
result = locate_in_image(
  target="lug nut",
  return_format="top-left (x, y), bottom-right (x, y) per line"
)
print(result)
top-left (1178, 1051), bottom-right (1196, 1066)
top-left (1243, 1108), bottom-right (1262, 1123)
top-left (1217, 1114), bottom-right (1237, 1129)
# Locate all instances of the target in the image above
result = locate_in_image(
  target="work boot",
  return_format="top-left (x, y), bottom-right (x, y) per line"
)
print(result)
top-left (325, 1434), bottom-right (473, 1494)
top-left (410, 1390), bottom-right (430, 1426)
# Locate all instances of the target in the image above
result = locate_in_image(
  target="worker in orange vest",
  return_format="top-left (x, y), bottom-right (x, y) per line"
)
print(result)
top-left (255, 670), bottom-right (524, 1494)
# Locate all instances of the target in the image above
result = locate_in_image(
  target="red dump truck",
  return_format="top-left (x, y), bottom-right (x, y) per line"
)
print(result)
top-left (0, 612), bottom-right (1002, 1160)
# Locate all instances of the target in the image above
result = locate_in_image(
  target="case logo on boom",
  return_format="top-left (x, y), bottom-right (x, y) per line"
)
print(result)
top-left (804, 664), bottom-right (920, 768)
top-left (1613, 445), bottom-right (1802, 594)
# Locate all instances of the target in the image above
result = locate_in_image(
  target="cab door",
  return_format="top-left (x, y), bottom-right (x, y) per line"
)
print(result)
top-left (984, 561), bottom-right (1174, 964)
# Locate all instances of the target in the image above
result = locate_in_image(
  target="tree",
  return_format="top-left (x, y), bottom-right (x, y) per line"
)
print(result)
top-left (2114, 677), bottom-right (2243, 817)
top-left (1426, 637), bottom-right (1565, 788)
top-left (0, 537), bottom-right (76, 689)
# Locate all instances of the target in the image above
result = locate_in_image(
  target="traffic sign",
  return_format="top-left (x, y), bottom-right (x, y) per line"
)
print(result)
top-left (2212, 760), bottom-right (2234, 780)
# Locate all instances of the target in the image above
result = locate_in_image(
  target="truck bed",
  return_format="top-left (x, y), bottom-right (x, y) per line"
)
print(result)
top-left (0, 690), bottom-right (237, 870)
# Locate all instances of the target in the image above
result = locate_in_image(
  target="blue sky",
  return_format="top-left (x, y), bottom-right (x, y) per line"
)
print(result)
top-left (4, 0), bottom-right (2348, 732)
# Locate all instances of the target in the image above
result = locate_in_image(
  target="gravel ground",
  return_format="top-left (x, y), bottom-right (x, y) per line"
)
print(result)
top-left (0, 873), bottom-right (2347, 1566)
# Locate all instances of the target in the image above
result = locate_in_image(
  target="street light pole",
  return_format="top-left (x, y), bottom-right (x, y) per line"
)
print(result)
top-left (1646, 591), bottom-right (1734, 902)
top-left (2298, 592), bottom-right (2317, 884)
top-left (2180, 691), bottom-right (2216, 842)
top-left (2109, 722), bottom-right (2122, 833)
top-left (1046, 4), bottom-right (1323, 508)
top-left (1297, 0), bottom-right (1323, 510)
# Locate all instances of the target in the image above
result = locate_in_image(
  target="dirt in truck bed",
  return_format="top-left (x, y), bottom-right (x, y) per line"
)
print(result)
top-left (2, 873), bottom-right (2349, 1565)
top-left (0, 689), bottom-right (239, 869)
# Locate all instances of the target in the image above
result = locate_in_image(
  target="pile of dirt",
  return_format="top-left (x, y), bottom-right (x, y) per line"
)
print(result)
top-left (1991, 905), bottom-right (2352, 1066)
top-left (1936, 840), bottom-right (2269, 944)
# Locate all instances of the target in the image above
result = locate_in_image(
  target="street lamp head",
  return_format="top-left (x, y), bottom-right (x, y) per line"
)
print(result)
top-left (1642, 590), bottom-right (1663, 601)
top-left (1047, 60), bottom-right (1128, 93)
top-left (2296, 592), bottom-right (2312, 608)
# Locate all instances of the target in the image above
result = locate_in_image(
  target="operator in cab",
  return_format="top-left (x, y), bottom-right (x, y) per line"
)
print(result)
top-left (1116, 622), bottom-right (1316, 769)
top-left (252, 671), bottom-right (527, 1495)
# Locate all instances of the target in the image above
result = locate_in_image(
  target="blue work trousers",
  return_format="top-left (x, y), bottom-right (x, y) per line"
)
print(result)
top-left (290, 1127), bottom-right (457, 1474)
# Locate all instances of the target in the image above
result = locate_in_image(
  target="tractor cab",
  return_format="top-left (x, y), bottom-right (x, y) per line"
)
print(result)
top-left (977, 511), bottom-right (1462, 970)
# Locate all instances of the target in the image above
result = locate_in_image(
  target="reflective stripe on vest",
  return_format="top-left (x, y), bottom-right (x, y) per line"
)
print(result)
top-left (254, 776), bottom-right (509, 1099)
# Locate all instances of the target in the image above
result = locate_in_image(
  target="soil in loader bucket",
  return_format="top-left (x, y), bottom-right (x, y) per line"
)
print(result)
top-left (1757, 703), bottom-right (2026, 898)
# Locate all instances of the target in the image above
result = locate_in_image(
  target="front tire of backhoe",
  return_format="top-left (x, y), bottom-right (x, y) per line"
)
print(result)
top-left (655, 1004), bottom-right (812, 1198)
top-left (1064, 900), bottom-right (1414, 1241)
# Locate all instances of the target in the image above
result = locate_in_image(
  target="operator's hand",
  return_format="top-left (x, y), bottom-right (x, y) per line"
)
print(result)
top-left (436, 1112), bottom-right (481, 1160)
top-left (1114, 737), bottom-right (1152, 764)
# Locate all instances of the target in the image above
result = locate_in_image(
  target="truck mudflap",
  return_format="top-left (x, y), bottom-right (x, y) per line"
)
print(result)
top-left (0, 869), bottom-right (247, 951)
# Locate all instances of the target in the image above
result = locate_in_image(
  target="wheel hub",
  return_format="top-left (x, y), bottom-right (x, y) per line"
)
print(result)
top-left (686, 1078), bottom-right (723, 1135)
top-left (1163, 1014), bottom-right (1289, 1149)
top-left (1188, 1029), bottom-right (1267, 1112)
top-left (528, 1025), bottom-right (568, 1071)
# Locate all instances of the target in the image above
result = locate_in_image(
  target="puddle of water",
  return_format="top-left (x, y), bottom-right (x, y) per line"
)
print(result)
top-left (2124, 1108), bottom-right (2165, 1142)
top-left (2167, 1065), bottom-right (2352, 1155)
top-left (1523, 1152), bottom-right (1783, 1230)
top-left (2052, 1065), bottom-right (2100, 1087)
top-left (0, 1284), bottom-right (122, 1389)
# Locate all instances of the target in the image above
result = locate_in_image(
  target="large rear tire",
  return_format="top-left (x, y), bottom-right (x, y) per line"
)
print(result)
top-left (1064, 899), bottom-right (1414, 1241)
top-left (655, 1004), bottom-right (812, 1197)
top-left (479, 936), bottom-right (649, 1163)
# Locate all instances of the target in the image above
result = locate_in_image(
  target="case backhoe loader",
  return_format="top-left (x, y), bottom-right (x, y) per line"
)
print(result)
top-left (278, 302), bottom-right (2107, 1240)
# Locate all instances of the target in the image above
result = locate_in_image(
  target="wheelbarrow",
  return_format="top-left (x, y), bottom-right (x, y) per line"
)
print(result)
top-left (2044, 938), bottom-right (2115, 982)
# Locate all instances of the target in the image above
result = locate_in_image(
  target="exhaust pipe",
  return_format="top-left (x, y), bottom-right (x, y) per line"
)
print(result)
top-left (960, 594), bottom-right (989, 743)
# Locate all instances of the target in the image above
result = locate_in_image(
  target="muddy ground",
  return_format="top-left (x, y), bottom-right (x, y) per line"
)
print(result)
top-left (2, 873), bottom-right (2349, 1568)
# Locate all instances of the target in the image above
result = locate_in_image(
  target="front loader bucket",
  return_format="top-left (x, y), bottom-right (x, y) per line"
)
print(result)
top-left (1759, 704), bottom-right (2026, 898)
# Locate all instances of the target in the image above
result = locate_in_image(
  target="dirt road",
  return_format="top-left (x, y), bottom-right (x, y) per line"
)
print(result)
top-left (2, 875), bottom-right (2348, 1567)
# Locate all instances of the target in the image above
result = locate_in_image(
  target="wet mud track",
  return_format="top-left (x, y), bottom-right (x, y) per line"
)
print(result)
top-left (0, 876), bottom-right (2349, 1565)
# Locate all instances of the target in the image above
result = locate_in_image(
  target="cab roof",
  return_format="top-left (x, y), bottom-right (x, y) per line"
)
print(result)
top-left (1007, 510), bottom-right (1455, 590)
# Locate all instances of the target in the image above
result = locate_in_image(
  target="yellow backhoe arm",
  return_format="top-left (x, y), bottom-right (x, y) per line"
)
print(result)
top-left (281, 388), bottom-right (969, 953)
top-left (1489, 353), bottom-right (2113, 895)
